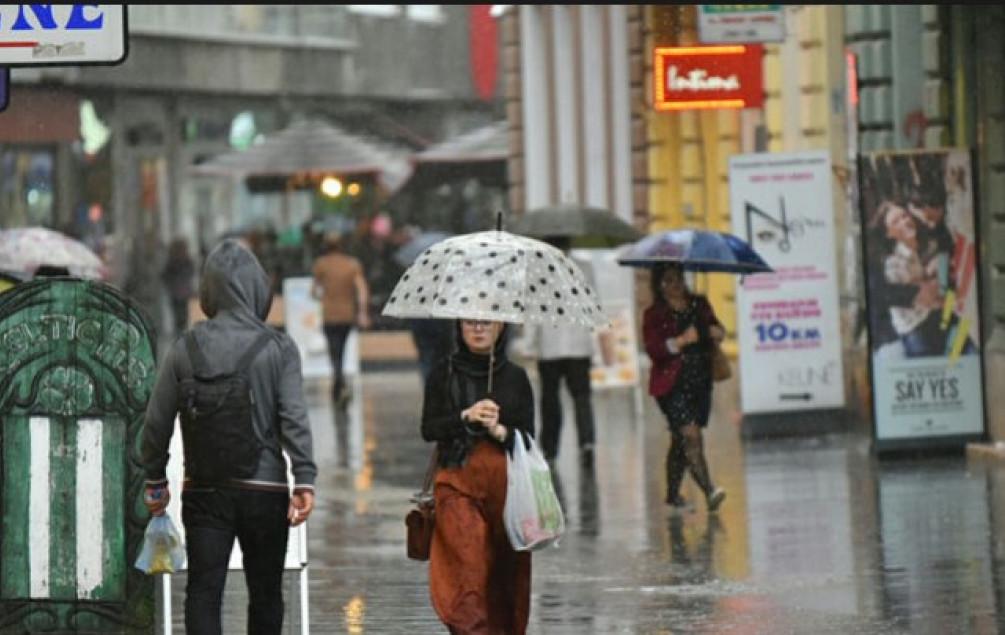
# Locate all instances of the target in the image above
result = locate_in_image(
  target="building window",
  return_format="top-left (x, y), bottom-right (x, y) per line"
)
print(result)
top-left (0, 147), bottom-right (55, 228)
top-left (406, 5), bottom-right (444, 24)
top-left (348, 5), bottom-right (401, 18)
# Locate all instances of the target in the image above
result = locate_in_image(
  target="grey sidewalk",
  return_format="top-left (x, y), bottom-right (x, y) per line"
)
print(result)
top-left (162, 368), bottom-right (1005, 634)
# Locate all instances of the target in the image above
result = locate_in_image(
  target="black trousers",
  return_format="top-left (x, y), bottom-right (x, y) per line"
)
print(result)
top-left (182, 488), bottom-right (290, 635)
top-left (538, 357), bottom-right (596, 460)
top-left (323, 323), bottom-right (353, 399)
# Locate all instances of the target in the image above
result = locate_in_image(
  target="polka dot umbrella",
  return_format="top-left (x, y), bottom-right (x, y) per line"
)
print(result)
top-left (382, 230), bottom-right (609, 329)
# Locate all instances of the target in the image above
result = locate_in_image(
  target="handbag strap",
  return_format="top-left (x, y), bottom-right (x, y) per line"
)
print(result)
top-left (420, 446), bottom-right (439, 495)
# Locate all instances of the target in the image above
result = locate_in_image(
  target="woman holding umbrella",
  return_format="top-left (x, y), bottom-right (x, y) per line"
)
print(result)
top-left (384, 220), bottom-right (608, 633)
top-left (643, 263), bottom-right (727, 512)
top-left (420, 318), bottom-right (534, 634)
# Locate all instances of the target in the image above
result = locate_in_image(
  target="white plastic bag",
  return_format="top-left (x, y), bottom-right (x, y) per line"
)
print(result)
top-left (504, 429), bottom-right (565, 551)
top-left (134, 514), bottom-right (186, 574)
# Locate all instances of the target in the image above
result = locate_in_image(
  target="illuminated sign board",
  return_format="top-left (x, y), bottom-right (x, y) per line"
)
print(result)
top-left (0, 5), bottom-right (127, 66)
top-left (653, 45), bottom-right (764, 111)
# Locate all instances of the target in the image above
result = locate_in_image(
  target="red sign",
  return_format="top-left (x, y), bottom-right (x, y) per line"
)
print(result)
top-left (653, 45), bottom-right (764, 111)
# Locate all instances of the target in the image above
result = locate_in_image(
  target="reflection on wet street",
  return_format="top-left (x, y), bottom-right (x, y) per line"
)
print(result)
top-left (168, 369), bottom-right (1005, 633)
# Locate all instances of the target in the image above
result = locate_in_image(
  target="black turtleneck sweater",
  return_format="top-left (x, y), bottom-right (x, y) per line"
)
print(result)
top-left (420, 354), bottom-right (535, 468)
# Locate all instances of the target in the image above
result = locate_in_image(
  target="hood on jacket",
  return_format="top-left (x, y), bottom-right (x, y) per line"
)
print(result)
top-left (199, 239), bottom-right (272, 321)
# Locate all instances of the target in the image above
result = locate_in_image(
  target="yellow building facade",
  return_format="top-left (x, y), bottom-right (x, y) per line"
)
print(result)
top-left (640, 6), bottom-right (851, 363)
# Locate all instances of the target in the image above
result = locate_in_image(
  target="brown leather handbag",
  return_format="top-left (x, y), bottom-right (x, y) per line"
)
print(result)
top-left (405, 448), bottom-right (438, 561)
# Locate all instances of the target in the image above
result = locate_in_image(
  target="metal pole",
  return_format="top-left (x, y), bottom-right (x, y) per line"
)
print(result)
top-left (162, 573), bottom-right (172, 635)
top-left (300, 565), bottom-right (310, 635)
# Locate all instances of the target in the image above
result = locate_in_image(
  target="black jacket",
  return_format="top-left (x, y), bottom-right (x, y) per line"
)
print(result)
top-left (420, 329), bottom-right (535, 468)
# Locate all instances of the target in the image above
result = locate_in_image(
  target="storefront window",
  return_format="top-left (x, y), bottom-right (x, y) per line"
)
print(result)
top-left (0, 147), bottom-right (55, 228)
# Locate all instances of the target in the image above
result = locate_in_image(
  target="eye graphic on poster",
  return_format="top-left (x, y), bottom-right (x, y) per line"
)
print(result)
top-left (859, 149), bottom-right (985, 447)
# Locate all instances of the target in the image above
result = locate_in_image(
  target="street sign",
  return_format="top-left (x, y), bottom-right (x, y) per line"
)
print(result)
top-left (698, 5), bottom-right (785, 44)
top-left (0, 5), bottom-right (127, 67)
top-left (653, 45), bottom-right (764, 111)
top-left (0, 66), bottom-right (8, 112)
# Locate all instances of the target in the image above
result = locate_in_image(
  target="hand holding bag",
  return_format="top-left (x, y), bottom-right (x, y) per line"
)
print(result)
top-left (135, 514), bottom-right (186, 574)
top-left (405, 448), bottom-right (438, 561)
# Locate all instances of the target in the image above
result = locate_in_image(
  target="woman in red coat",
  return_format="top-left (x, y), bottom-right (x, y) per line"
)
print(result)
top-left (642, 263), bottom-right (727, 511)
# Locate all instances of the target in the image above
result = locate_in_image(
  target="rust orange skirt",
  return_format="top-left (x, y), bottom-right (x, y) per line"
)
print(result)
top-left (430, 440), bottom-right (531, 635)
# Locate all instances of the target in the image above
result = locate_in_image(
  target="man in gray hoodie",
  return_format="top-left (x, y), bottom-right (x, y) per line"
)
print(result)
top-left (141, 239), bottom-right (317, 635)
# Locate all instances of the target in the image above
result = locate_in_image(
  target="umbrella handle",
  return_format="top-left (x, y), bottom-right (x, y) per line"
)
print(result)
top-left (487, 347), bottom-right (494, 394)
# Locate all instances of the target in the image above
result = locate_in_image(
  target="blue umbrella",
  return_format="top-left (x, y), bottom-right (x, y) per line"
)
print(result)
top-left (616, 229), bottom-right (773, 274)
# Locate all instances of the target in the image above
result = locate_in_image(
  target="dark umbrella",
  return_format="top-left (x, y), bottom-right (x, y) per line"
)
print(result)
top-left (616, 229), bottom-right (773, 274)
top-left (393, 231), bottom-right (452, 267)
top-left (511, 204), bottom-right (642, 247)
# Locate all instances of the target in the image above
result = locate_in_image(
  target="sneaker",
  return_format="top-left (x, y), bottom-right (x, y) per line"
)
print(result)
top-left (707, 487), bottom-right (726, 512)
top-left (665, 494), bottom-right (688, 508)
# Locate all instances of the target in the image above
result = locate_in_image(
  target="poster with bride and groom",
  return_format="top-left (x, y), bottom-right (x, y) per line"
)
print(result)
top-left (860, 148), bottom-right (986, 447)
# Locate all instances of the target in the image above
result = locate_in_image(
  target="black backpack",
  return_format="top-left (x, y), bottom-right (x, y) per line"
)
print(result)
top-left (178, 330), bottom-right (273, 483)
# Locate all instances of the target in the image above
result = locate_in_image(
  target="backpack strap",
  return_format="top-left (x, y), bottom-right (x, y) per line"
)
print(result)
top-left (236, 330), bottom-right (275, 373)
top-left (184, 332), bottom-right (211, 378)
top-left (184, 329), bottom-right (273, 378)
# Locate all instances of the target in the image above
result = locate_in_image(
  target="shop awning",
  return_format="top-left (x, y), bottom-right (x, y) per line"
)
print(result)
top-left (190, 118), bottom-right (413, 194)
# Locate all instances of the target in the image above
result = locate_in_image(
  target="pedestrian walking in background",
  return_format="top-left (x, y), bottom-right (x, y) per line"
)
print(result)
top-left (162, 237), bottom-right (196, 337)
top-left (517, 320), bottom-right (597, 468)
top-left (409, 317), bottom-right (454, 387)
top-left (141, 239), bottom-right (317, 635)
top-left (515, 236), bottom-right (597, 468)
top-left (421, 318), bottom-right (535, 634)
top-left (643, 263), bottom-right (726, 512)
top-left (311, 232), bottom-right (370, 407)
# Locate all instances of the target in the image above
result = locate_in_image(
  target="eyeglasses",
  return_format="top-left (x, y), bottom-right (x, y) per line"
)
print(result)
top-left (461, 319), bottom-right (493, 329)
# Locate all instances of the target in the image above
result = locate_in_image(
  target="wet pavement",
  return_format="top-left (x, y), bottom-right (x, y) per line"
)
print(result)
top-left (163, 367), bottom-right (1005, 634)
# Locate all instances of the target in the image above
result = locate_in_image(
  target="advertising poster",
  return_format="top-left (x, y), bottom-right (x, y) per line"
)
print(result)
top-left (282, 276), bottom-right (359, 380)
top-left (729, 150), bottom-right (846, 414)
top-left (859, 150), bottom-right (985, 445)
top-left (589, 301), bottom-right (640, 389)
